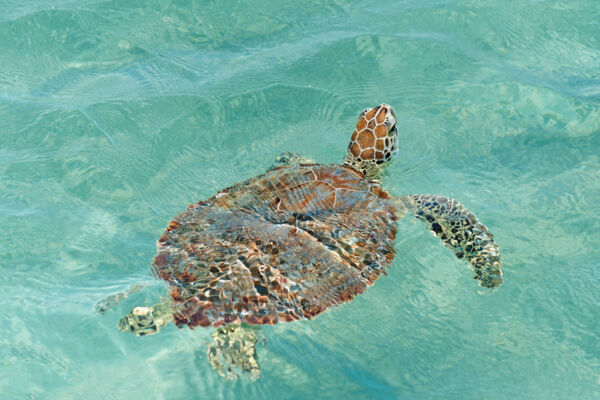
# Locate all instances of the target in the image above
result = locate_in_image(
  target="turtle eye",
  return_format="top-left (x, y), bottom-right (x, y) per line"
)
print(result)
top-left (385, 115), bottom-right (397, 134)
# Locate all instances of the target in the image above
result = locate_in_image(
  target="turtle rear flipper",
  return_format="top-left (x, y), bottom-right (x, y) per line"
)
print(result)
top-left (118, 297), bottom-right (174, 336)
top-left (398, 194), bottom-right (502, 288)
top-left (207, 324), bottom-right (263, 381)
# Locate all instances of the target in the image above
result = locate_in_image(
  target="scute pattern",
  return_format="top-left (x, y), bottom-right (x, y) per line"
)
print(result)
top-left (153, 165), bottom-right (397, 328)
top-left (406, 194), bottom-right (503, 288)
top-left (344, 104), bottom-right (398, 180)
top-left (347, 104), bottom-right (397, 164)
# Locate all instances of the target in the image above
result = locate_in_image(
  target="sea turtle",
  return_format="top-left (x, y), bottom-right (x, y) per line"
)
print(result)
top-left (100, 104), bottom-right (502, 379)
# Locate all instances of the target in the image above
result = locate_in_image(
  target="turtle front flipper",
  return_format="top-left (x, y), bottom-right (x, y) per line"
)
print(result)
top-left (207, 324), bottom-right (263, 381)
top-left (118, 296), bottom-right (174, 336)
top-left (397, 194), bottom-right (503, 288)
top-left (269, 152), bottom-right (314, 170)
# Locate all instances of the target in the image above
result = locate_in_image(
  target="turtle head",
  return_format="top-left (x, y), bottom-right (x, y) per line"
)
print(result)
top-left (343, 104), bottom-right (398, 180)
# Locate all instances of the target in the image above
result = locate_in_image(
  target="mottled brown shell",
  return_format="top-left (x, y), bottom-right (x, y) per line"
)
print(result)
top-left (153, 164), bottom-right (397, 328)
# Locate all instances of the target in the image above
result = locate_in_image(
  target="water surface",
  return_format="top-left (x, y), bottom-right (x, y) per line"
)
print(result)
top-left (1, 0), bottom-right (599, 398)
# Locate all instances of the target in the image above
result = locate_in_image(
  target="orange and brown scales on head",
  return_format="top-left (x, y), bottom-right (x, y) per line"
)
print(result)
top-left (343, 104), bottom-right (398, 180)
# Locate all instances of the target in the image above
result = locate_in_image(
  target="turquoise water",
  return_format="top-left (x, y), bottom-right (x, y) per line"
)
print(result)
top-left (1, 0), bottom-right (599, 398)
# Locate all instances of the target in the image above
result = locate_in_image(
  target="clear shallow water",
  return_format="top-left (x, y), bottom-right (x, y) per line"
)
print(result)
top-left (1, 0), bottom-right (599, 398)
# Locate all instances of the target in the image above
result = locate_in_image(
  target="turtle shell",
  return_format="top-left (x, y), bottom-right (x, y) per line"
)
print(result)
top-left (153, 164), bottom-right (397, 328)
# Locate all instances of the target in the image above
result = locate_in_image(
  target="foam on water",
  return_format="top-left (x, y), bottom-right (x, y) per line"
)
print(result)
top-left (1, 0), bottom-right (599, 399)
